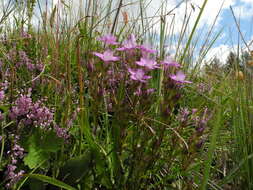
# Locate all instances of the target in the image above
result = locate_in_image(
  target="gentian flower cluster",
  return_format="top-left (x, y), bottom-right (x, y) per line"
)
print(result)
top-left (91, 33), bottom-right (192, 106)
top-left (135, 57), bottom-right (159, 70)
top-left (97, 34), bottom-right (119, 45)
top-left (161, 56), bottom-right (181, 68)
top-left (170, 71), bottom-right (192, 84)
top-left (94, 34), bottom-right (191, 89)
top-left (128, 68), bottom-right (151, 83)
top-left (117, 34), bottom-right (138, 51)
top-left (177, 107), bottom-right (212, 149)
top-left (93, 50), bottom-right (120, 63)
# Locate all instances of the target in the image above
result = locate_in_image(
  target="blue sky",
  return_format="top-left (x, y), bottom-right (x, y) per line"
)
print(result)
top-left (146, 0), bottom-right (253, 63)
top-left (210, 0), bottom-right (253, 61)
top-left (106, 0), bottom-right (253, 63)
top-left (194, 0), bottom-right (253, 62)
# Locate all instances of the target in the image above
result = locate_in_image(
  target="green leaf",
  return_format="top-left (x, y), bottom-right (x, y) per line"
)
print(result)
top-left (23, 130), bottom-right (63, 169)
top-left (28, 178), bottom-right (46, 190)
top-left (24, 134), bottom-right (48, 169)
top-left (26, 174), bottom-right (77, 190)
top-left (0, 105), bottom-right (9, 112)
top-left (59, 152), bottom-right (92, 185)
top-left (24, 146), bottom-right (49, 169)
top-left (39, 131), bottom-right (63, 152)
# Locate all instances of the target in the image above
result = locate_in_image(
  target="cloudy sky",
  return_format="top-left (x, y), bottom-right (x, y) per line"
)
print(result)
top-left (1, 0), bottom-right (252, 63)
top-left (145, 0), bottom-right (253, 63)
top-left (48, 0), bottom-right (253, 63)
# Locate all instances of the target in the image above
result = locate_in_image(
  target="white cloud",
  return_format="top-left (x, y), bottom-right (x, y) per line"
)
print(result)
top-left (240, 0), bottom-right (253, 3)
top-left (143, 0), bottom-right (236, 34)
top-left (205, 44), bottom-right (233, 63)
top-left (40, 0), bottom-right (236, 36)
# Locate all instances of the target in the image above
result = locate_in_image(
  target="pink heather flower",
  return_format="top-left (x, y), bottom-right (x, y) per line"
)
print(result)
top-left (9, 94), bottom-right (54, 128)
top-left (170, 71), bottom-right (192, 84)
top-left (5, 164), bottom-right (24, 189)
top-left (97, 34), bottom-right (119, 45)
top-left (93, 50), bottom-right (120, 62)
top-left (117, 34), bottom-right (137, 51)
top-left (54, 124), bottom-right (70, 140)
top-left (161, 57), bottom-right (181, 68)
top-left (128, 68), bottom-right (151, 83)
top-left (0, 90), bottom-right (5, 102)
top-left (136, 57), bottom-right (159, 70)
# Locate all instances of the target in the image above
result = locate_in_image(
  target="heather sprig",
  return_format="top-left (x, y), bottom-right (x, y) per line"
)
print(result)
top-left (9, 93), bottom-right (54, 129)
top-left (4, 136), bottom-right (25, 189)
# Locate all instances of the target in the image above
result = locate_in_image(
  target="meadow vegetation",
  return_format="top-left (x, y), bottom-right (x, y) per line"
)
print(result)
top-left (0, 0), bottom-right (253, 189)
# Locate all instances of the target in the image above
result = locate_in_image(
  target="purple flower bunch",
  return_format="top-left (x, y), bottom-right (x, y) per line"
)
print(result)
top-left (9, 93), bottom-right (54, 129)
top-left (5, 164), bottom-right (24, 189)
top-left (93, 34), bottom-right (191, 85)
top-left (90, 34), bottom-right (193, 116)
top-left (54, 124), bottom-right (70, 140)
top-left (5, 136), bottom-right (25, 189)
top-left (196, 82), bottom-right (211, 93)
top-left (177, 107), bottom-right (211, 131)
top-left (177, 107), bottom-right (212, 150)
top-left (0, 90), bottom-right (5, 102)
top-left (193, 108), bottom-right (212, 135)
top-left (7, 49), bottom-right (43, 72)
top-left (0, 81), bottom-right (8, 102)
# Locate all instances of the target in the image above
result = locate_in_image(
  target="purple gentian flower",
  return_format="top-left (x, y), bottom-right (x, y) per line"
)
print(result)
top-left (128, 68), bottom-right (151, 83)
top-left (161, 57), bottom-right (181, 68)
top-left (117, 34), bottom-right (137, 51)
top-left (138, 44), bottom-right (156, 54)
top-left (170, 71), bottom-right (192, 84)
top-left (146, 88), bottom-right (155, 94)
top-left (97, 34), bottom-right (118, 45)
top-left (134, 86), bottom-right (142, 96)
top-left (136, 57), bottom-right (159, 70)
top-left (93, 50), bottom-right (120, 62)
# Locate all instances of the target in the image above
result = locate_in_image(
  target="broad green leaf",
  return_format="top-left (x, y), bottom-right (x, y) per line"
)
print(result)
top-left (28, 179), bottom-right (46, 190)
top-left (23, 134), bottom-right (48, 169)
top-left (59, 152), bottom-right (92, 185)
top-left (23, 130), bottom-right (63, 169)
top-left (26, 174), bottom-right (76, 190)
top-left (39, 131), bottom-right (63, 152)
top-left (24, 147), bottom-right (49, 169)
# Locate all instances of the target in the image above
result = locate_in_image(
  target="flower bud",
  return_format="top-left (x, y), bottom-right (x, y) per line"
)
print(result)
top-left (235, 71), bottom-right (244, 80)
